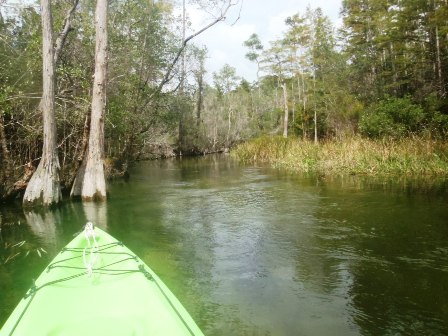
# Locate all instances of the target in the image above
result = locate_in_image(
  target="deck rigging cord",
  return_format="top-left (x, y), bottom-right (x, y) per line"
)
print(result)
top-left (6, 223), bottom-right (195, 336)
top-left (82, 222), bottom-right (99, 277)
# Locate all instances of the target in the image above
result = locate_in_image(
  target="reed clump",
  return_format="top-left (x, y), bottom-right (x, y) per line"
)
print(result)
top-left (232, 136), bottom-right (448, 177)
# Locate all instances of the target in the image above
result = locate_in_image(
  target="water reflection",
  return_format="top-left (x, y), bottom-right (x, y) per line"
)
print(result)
top-left (81, 201), bottom-right (108, 230)
top-left (133, 158), bottom-right (361, 335)
top-left (125, 157), bottom-right (448, 335)
top-left (313, 187), bottom-right (448, 335)
top-left (0, 201), bottom-right (109, 323)
top-left (0, 207), bottom-right (55, 322)
top-left (1, 155), bottom-right (448, 335)
top-left (24, 210), bottom-right (59, 253)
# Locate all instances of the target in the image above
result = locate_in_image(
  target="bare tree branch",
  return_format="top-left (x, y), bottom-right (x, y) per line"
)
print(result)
top-left (53, 0), bottom-right (79, 65)
top-left (230, 0), bottom-right (243, 26)
top-left (150, 0), bottom-right (238, 100)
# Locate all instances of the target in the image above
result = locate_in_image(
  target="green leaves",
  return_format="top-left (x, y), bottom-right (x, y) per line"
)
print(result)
top-left (243, 33), bottom-right (263, 63)
top-left (360, 96), bottom-right (425, 138)
top-left (342, 0), bottom-right (448, 101)
top-left (213, 64), bottom-right (240, 95)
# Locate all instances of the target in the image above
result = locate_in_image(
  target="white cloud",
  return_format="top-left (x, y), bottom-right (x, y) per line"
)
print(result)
top-left (190, 18), bottom-right (257, 79)
top-left (179, 0), bottom-right (343, 83)
top-left (209, 49), bottom-right (227, 63)
top-left (266, 10), bottom-right (295, 43)
top-left (187, 6), bottom-right (208, 31)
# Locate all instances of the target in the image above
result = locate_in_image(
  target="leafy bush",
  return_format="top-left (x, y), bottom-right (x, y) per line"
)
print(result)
top-left (359, 96), bottom-right (425, 138)
top-left (359, 109), bottom-right (396, 138)
top-left (430, 112), bottom-right (448, 136)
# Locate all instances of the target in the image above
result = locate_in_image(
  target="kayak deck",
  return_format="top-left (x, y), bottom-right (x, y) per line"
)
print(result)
top-left (1, 226), bottom-right (203, 336)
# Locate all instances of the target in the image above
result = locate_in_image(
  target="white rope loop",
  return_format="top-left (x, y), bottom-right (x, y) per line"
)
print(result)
top-left (83, 222), bottom-right (99, 277)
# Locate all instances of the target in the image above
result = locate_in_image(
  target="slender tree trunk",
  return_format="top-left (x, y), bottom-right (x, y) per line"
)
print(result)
top-left (177, 0), bottom-right (187, 150)
top-left (181, 0), bottom-right (186, 91)
top-left (291, 81), bottom-right (295, 124)
top-left (69, 107), bottom-right (90, 189)
top-left (196, 71), bottom-right (203, 127)
top-left (53, 0), bottom-right (79, 64)
top-left (282, 83), bottom-right (289, 138)
top-left (0, 113), bottom-right (10, 169)
top-left (256, 61), bottom-right (261, 100)
top-left (23, 0), bottom-right (61, 206)
top-left (226, 98), bottom-right (232, 147)
top-left (389, 42), bottom-right (398, 95)
top-left (435, 24), bottom-right (444, 95)
top-left (71, 0), bottom-right (108, 201)
top-left (313, 72), bottom-right (317, 144)
top-left (296, 75), bottom-right (303, 139)
top-left (301, 72), bottom-right (307, 140)
top-left (0, 111), bottom-right (11, 193)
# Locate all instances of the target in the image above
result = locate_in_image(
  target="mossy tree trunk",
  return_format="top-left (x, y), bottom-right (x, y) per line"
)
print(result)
top-left (71, 0), bottom-right (108, 201)
top-left (23, 0), bottom-right (61, 206)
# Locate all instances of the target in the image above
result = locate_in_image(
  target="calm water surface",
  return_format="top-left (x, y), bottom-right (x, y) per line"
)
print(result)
top-left (1, 155), bottom-right (448, 335)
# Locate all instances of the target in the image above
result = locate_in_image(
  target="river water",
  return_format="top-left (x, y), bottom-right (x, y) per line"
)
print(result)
top-left (1, 155), bottom-right (448, 335)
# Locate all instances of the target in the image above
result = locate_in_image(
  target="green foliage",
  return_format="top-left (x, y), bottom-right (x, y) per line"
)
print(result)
top-left (213, 64), bottom-right (240, 94)
top-left (360, 97), bottom-right (425, 138)
top-left (359, 110), bottom-right (396, 138)
top-left (0, 0), bottom-right (197, 190)
top-left (243, 33), bottom-right (263, 63)
top-left (342, 0), bottom-right (448, 101)
top-left (429, 112), bottom-right (448, 137)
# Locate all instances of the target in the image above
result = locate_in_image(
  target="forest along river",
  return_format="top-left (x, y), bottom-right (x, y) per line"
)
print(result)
top-left (1, 155), bottom-right (448, 335)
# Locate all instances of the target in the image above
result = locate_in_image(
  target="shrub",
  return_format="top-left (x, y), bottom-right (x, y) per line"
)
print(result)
top-left (430, 112), bottom-right (448, 136)
top-left (359, 96), bottom-right (425, 138)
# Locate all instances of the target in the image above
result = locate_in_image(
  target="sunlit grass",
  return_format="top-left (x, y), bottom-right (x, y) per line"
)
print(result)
top-left (232, 136), bottom-right (448, 177)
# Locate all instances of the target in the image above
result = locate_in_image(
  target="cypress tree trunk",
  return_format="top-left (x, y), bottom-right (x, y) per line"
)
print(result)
top-left (282, 83), bottom-right (289, 138)
top-left (71, 0), bottom-right (108, 201)
top-left (23, 0), bottom-right (61, 206)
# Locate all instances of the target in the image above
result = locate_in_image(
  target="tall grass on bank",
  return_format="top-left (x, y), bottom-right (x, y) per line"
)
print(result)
top-left (232, 136), bottom-right (448, 177)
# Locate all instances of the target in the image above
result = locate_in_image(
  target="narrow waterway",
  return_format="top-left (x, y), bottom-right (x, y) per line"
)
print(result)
top-left (1, 155), bottom-right (448, 335)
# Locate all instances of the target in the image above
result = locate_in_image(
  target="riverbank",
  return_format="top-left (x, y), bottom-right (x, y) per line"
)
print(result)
top-left (232, 136), bottom-right (448, 177)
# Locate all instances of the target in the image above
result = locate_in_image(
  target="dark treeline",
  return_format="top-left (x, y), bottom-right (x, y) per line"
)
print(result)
top-left (1, 0), bottom-right (448, 202)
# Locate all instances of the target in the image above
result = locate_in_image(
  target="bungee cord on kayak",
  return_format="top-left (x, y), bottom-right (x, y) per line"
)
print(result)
top-left (83, 222), bottom-right (99, 277)
top-left (2, 223), bottom-right (201, 336)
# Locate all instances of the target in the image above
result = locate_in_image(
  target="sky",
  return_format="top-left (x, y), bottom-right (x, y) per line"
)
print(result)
top-left (184, 0), bottom-right (343, 83)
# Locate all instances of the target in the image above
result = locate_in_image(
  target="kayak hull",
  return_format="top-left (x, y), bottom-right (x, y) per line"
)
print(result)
top-left (1, 227), bottom-right (203, 336)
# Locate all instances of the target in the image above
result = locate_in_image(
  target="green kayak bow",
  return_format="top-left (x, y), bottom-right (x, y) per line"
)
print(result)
top-left (1, 224), bottom-right (204, 336)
